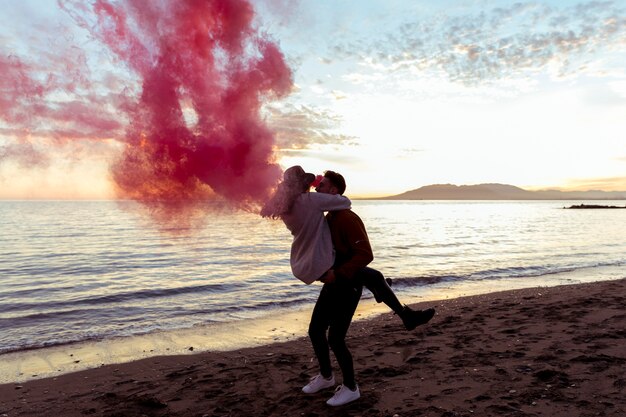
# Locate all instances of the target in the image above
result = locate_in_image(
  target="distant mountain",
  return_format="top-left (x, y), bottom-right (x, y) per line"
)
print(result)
top-left (378, 183), bottom-right (626, 200)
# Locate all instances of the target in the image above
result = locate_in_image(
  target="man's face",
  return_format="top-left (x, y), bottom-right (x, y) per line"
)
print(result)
top-left (315, 177), bottom-right (338, 195)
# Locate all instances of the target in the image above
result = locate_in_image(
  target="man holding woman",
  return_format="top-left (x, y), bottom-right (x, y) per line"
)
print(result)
top-left (261, 166), bottom-right (435, 406)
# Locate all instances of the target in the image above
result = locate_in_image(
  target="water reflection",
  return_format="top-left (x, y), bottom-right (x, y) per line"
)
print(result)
top-left (0, 200), bottom-right (624, 358)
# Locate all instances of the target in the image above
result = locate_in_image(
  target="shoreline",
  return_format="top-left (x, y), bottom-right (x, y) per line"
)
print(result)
top-left (1, 270), bottom-right (624, 385)
top-left (1, 278), bottom-right (625, 416)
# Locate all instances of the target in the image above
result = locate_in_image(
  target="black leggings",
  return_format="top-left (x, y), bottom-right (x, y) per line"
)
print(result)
top-left (308, 281), bottom-right (362, 389)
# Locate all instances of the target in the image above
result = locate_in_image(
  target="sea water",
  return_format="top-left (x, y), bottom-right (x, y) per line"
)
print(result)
top-left (1, 200), bottom-right (624, 368)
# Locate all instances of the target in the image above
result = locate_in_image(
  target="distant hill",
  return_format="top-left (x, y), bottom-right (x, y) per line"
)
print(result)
top-left (378, 183), bottom-right (626, 200)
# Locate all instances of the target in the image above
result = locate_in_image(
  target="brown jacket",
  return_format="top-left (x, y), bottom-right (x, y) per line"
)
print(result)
top-left (326, 209), bottom-right (374, 280)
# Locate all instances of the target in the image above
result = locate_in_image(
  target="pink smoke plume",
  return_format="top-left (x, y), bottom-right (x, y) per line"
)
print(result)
top-left (85, 0), bottom-right (293, 209)
top-left (1, 0), bottom-right (292, 220)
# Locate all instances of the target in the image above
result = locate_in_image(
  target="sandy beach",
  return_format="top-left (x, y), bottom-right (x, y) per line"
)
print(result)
top-left (1, 278), bottom-right (624, 417)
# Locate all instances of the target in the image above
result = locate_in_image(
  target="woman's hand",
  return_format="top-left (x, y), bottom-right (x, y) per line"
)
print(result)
top-left (320, 269), bottom-right (336, 284)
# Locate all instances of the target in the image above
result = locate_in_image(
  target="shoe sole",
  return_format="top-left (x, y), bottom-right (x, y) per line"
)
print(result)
top-left (327, 392), bottom-right (360, 406)
top-left (302, 379), bottom-right (336, 394)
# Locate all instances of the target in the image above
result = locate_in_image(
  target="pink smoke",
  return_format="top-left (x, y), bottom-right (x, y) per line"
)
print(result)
top-left (0, 46), bottom-right (126, 142)
top-left (84, 0), bottom-right (293, 210)
top-left (1, 0), bottom-right (292, 220)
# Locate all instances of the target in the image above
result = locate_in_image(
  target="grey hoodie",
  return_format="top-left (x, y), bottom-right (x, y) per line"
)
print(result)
top-left (281, 192), bottom-right (351, 283)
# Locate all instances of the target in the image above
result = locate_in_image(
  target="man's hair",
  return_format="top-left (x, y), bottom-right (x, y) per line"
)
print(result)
top-left (323, 170), bottom-right (346, 195)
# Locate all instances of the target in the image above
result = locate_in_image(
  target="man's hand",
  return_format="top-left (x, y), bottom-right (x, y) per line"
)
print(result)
top-left (320, 269), bottom-right (336, 284)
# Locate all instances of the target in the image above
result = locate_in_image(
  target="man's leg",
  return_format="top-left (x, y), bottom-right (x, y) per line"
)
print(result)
top-left (327, 281), bottom-right (362, 390)
top-left (358, 267), bottom-right (403, 313)
top-left (357, 267), bottom-right (436, 330)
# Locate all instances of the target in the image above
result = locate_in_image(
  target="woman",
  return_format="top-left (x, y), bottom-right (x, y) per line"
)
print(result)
top-left (261, 165), bottom-right (351, 283)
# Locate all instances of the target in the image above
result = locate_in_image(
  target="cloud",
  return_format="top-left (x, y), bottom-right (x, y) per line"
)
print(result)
top-left (565, 175), bottom-right (626, 191)
top-left (331, 1), bottom-right (626, 85)
top-left (0, 46), bottom-right (128, 141)
top-left (255, 0), bottom-right (304, 32)
top-left (0, 141), bottom-right (49, 169)
top-left (265, 104), bottom-right (357, 149)
top-left (395, 147), bottom-right (424, 159)
top-left (331, 90), bottom-right (347, 100)
top-left (583, 82), bottom-right (626, 106)
top-left (279, 148), bottom-right (362, 165)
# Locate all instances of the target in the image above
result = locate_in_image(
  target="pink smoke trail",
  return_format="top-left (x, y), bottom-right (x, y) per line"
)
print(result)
top-left (78, 0), bottom-right (293, 212)
top-left (0, 0), bottom-right (292, 223)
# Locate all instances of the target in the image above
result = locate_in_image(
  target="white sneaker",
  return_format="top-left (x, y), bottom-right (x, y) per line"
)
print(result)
top-left (326, 384), bottom-right (360, 406)
top-left (302, 374), bottom-right (335, 394)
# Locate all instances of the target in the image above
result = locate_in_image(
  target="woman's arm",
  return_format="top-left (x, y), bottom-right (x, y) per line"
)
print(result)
top-left (308, 192), bottom-right (351, 212)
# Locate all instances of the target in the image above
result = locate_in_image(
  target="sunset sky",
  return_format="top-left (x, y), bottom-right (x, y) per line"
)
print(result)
top-left (1, 0), bottom-right (625, 199)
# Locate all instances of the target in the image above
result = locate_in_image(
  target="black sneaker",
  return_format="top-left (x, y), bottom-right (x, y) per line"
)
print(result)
top-left (401, 306), bottom-right (435, 330)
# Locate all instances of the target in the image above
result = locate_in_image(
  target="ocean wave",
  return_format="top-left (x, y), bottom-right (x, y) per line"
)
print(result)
top-left (390, 260), bottom-right (626, 288)
top-left (0, 334), bottom-right (106, 355)
top-left (0, 282), bottom-right (247, 314)
top-left (0, 297), bottom-right (316, 354)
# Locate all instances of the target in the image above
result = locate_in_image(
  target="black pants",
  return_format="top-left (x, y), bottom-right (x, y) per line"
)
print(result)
top-left (356, 267), bottom-right (404, 314)
top-left (308, 280), bottom-right (362, 389)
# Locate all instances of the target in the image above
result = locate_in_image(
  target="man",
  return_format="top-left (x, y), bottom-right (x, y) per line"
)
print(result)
top-left (302, 170), bottom-right (435, 406)
top-left (319, 171), bottom-right (435, 328)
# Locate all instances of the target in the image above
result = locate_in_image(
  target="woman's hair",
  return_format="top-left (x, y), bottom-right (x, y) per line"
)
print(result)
top-left (260, 180), bottom-right (308, 219)
top-left (261, 167), bottom-right (312, 219)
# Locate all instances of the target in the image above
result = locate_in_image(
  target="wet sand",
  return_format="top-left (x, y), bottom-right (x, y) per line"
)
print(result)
top-left (1, 278), bottom-right (624, 416)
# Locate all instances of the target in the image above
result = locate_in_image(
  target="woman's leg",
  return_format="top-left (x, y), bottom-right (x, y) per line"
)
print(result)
top-left (327, 282), bottom-right (363, 390)
top-left (308, 284), bottom-right (333, 378)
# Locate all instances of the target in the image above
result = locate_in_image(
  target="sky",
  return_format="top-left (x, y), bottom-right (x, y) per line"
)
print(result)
top-left (1, 0), bottom-right (625, 199)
